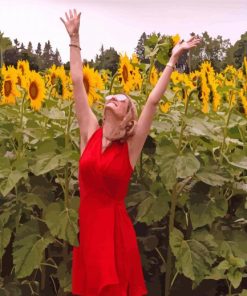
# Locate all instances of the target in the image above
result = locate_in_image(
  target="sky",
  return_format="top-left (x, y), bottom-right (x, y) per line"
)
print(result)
top-left (0, 0), bottom-right (246, 63)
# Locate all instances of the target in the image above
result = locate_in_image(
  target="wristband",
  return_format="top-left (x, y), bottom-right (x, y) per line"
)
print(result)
top-left (69, 44), bottom-right (81, 50)
top-left (166, 62), bottom-right (175, 70)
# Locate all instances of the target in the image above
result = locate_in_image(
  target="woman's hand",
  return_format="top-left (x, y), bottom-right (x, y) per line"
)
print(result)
top-left (171, 35), bottom-right (201, 59)
top-left (60, 9), bottom-right (81, 38)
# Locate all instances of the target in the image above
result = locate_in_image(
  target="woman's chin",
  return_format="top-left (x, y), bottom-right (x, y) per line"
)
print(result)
top-left (104, 106), bottom-right (123, 120)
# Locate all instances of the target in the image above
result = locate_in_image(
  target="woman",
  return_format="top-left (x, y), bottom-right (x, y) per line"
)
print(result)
top-left (61, 9), bottom-right (201, 296)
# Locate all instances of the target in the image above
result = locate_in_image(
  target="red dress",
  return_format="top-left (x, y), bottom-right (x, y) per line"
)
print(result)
top-left (72, 127), bottom-right (148, 296)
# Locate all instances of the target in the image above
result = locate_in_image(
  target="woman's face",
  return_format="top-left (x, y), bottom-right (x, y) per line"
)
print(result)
top-left (104, 94), bottom-right (130, 119)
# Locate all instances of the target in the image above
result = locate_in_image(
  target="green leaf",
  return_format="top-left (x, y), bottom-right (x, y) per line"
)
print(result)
top-left (20, 193), bottom-right (49, 211)
top-left (30, 153), bottom-right (60, 175)
top-left (156, 47), bottom-right (170, 65)
top-left (239, 290), bottom-right (247, 296)
top-left (44, 201), bottom-right (79, 246)
top-left (13, 220), bottom-right (54, 278)
top-left (136, 194), bottom-right (169, 225)
top-left (0, 170), bottom-right (27, 197)
top-left (53, 261), bottom-right (71, 292)
top-left (226, 150), bottom-right (247, 170)
top-left (196, 170), bottom-right (229, 186)
top-left (0, 281), bottom-right (22, 296)
top-left (170, 228), bottom-right (217, 283)
top-left (189, 188), bottom-right (227, 229)
top-left (156, 141), bottom-right (178, 190)
top-left (175, 153), bottom-right (200, 178)
top-left (217, 260), bottom-right (230, 271)
top-left (184, 116), bottom-right (223, 142)
top-left (227, 269), bottom-right (242, 289)
top-left (145, 34), bottom-right (159, 47)
top-left (0, 226), bottom-right (11, 257)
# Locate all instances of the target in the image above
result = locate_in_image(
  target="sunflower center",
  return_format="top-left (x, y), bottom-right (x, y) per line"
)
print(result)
top-left (122, 65), bottom-right (128, 83)
top-left (51, 74), bottom-right (56, 85)
top-left (19, 65), bottom-right (24, 75)
top-left (29, 82), bottom-right (38, 100)
top-left (57, 78), bottom-right (63, 96)
top-left (17, 76), bottom-right (21, 86)
top-left (83, 77), bottom-right (90, 94)
top-left (4, 80), bottom-right (12, 96)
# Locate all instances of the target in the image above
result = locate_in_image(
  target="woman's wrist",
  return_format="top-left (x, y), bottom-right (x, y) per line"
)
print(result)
top-left (168, 55), bottom-right (178, 67)
top-left (70, 33), bottom-right (80, 43)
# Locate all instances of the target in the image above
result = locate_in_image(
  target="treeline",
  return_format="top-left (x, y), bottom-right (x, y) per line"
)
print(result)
top-left (89, 31), bottom-right (247, 74)
top-left (0, 30), bottom-right (247, 74)
top-left (0, 31), bottom-right (62, 71)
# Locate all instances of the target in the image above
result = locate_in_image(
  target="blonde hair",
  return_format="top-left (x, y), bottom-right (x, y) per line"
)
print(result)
top-left (103, 93), bottom-right (138, 142)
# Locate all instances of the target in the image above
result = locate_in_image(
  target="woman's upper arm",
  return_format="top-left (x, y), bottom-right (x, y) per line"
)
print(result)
top-left (128, 98), bottom-right (157, 167)
top-left (72, 77), bottom-right (99, 150)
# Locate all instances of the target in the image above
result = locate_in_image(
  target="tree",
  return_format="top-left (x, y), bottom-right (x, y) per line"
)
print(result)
top-left (135, 32), bottom-right (148, 63)
top-left (94, 46), bottom-right (119, 75)
top-left (27, 41), bottom-right (33, 54)
top-left (20, 43), bottom-right (25, 51)
top-left (52, 48), bottom-right (62, 66)
top-left (42, 40), bottom-right (54, 69)
top-left (225, 32), bottom-right (247, 69)
top-left (189, 31), bottom-right (231, 72)
top-left (0, 31), bottom-right (12, 67)
top-left (14, 38), bottom-right (20, 49)
top-left (35, 42), bottom-right (42, 56)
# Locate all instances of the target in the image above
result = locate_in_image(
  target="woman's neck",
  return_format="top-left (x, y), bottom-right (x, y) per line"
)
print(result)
top-left (102, 109), bottom-right (125, 141)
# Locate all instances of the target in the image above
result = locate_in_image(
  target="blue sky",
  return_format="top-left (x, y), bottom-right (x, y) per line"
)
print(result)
top-left (0, 0), bottom-right (246, 63)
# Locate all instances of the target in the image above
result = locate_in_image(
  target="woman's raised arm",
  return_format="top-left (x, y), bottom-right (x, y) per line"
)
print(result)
top-left (128, 36), bottom-right (201, 167)
top-left (60, 9), bottom-right (99, 153)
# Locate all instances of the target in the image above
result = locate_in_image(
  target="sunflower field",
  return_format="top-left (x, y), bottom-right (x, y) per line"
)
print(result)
top-left (0, 34), bottom-right (247, 296)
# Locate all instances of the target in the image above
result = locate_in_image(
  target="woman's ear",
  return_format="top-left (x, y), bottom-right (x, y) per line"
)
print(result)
top-left (126, 120), bottom-right (134, 131)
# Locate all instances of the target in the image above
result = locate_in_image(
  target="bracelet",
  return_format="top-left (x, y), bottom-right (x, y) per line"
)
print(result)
top-left (69, 44), bottom-right (81, 50)
top-left (166, 62), bottom-right (175, 70)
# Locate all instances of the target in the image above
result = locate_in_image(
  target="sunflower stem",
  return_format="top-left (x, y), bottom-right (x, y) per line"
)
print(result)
top-left (109, 72), bottom-right (119, 94)
top-left (177, 89), bottom-right (190, 153)
top-left (18, 93), bottom-right (25, 158)
top-left (219, 90), bottom-right (233, 165)
top-left (64, 102), bottom-right (72, 208)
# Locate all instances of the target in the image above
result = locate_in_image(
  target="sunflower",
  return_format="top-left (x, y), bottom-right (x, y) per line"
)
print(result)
top-left (132, 67), bottom-right (143, 90)
top-left (100, 69), bottom-right (111, 84)
top-left (150, 65), bottom-right (159, 86)
top-left (27, 71), bottom-right (45, 110)
top-left (200, 73), bottom-right (210, 113)
top-left (172, 34), bottom-right (180, 46)
top-left (239, 89), bottom-right (247, 115)
top-left (208, 74), bottom-right (221, 111)
top-left (46, 64), bottom-right (58, 88)
top-left (160, 101), bottom-right (171, 113)
top-left (171, 71), bottom-right (182, 85)
top-left (222, 65), bottom-right (237, 87)
top-left (117, 53), bottom-right (135, 93)
top-left (17, 60), bottom-right (30, 76)
top-left (54, 66), bottom-right (71, 99)
top-left (131, 53), bottom-right (139, 65)
top-left (1, 65), bottom-right (18, 104)
top-left (243, 56), bottom-right (247, 76)
top-left (201, 61), bottom-right (214, 75)
top-left (189, 71), bottom-right (200, 88)
top-left (82, 64), bottom-right (104, 106)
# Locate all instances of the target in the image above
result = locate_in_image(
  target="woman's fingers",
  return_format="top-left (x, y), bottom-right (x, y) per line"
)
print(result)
top-left (78, 12), bottom-right (81, 19)
top-left (60, 17), bottom-right (66, 25)
top-left (65, 12), bottom-right (70, 22)
top-left (69, 9), bottom-right (73, 18)
top-left (74, 9), bottom-right (77, 17)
